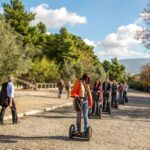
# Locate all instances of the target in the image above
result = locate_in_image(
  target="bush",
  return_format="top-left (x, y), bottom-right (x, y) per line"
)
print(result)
top-left (129, 80), bottom-right (149, 92)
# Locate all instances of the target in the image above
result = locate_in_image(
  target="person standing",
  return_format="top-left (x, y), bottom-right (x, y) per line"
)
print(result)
top-left (57, 79), bottom-right (64, 98)
top-left (102, 78), bottom-right (111, 111)
top-left (111, 80), bottom-right (118, 107)
top-left (0, 76), bottom-right (18, 125)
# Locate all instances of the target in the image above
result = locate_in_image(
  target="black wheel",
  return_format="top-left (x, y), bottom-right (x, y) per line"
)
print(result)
top-left (69, 124), bottom-right (75, 139)
top-left (98, 105), bottom-right (102, 119)
top-left (87, 126), bottom-right (92, 141)
top-left (108, 102), bottom-right (111, 114)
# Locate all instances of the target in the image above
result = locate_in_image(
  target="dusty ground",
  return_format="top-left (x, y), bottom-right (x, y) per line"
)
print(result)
top-left (0, 90), bottom-right (150, 150)
top-left (5, 90), bottom-right (71, 115)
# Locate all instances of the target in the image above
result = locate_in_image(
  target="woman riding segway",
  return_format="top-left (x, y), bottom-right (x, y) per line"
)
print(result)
top-left (69, 73), bottom-right (93, 141)
top-left (90, 78), bottom-right (103, 119)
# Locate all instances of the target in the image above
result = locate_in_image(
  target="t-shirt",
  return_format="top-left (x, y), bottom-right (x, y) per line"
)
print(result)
top-left (7, 82), bottom-right (14, 97)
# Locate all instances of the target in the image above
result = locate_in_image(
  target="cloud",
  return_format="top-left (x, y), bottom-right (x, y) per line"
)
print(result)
top-left (30, 4), bottom-right (87, 29)
top-left (0, 8), bottom-right (3, 14)
top-left (84, 39), bottom-right (95, 46)
top-left (94, 24), bottom-right (150, 61)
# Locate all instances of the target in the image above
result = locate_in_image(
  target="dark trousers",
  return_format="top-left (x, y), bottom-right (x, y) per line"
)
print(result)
top-left (103, 93), bottom-right (109, 111)
top-left (111, 92), bottom-right (117, 106)
top-left (0, 98), bottom-right (18, 123)
top-left (92, 93), bottom-right (99, 114)
top-left (58, 88), bottom-right (63, 98)
top-left (123, 91), bottom-right (128, 102)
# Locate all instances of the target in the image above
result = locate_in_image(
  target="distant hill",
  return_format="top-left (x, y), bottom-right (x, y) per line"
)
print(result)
top-left (119, 58), bottom-right (150, 74)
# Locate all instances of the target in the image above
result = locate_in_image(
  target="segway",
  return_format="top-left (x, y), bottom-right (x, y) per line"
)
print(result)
top-left (88, 91), bottom-right (103, 119)
top-left (103, 92), bottom-right (111, 114)
top-left (69, 99), bottom-right (92, 141)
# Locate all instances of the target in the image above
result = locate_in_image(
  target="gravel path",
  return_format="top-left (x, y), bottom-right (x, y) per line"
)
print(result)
top-left (0, 90), bottom-right (150, 150)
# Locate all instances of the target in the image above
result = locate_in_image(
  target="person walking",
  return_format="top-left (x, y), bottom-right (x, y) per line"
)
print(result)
top-left (102, 78), bottom-right (111, 111)
top-left (57, 79), bottom-right (64, 98)
top-left (0, 76), bottom-right (18, 125)
top-left (65, 80), bottom-right (72, 99)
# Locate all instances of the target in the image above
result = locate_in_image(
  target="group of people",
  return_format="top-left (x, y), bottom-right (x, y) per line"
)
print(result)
top-left (70, 74), bottom-right (129, 133)
top-left (57, 79), bottom-right (72, 99)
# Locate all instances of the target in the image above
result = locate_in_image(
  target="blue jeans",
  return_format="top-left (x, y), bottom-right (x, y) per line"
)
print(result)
top-left (76, 100), bottom-right (89, 132)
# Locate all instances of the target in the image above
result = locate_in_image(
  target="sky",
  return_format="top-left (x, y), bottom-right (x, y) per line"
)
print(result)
top-left (0, 0), bottom-right (150, 61)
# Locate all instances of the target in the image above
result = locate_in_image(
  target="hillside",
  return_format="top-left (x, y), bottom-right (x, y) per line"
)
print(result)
top-left (119, 58), bottom-right (150, 73)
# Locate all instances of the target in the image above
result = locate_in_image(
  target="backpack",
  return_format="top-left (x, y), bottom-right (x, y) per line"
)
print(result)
top-left (0, 82), bottom-right (8, 106)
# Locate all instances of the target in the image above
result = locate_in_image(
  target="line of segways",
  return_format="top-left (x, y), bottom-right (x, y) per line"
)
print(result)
top-left (69, 91), bottom-right (127, 141)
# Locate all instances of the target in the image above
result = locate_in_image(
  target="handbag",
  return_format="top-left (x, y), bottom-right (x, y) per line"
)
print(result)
top-left (73, 98), bottom-right (83, 112)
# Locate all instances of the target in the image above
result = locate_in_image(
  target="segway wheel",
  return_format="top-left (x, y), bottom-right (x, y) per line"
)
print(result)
top-left (69, 124), bottom-right (75, 139)
top-left (87, 126), bottom-right (92, 141)
top-left (108, 102), bottom-right (111, 114)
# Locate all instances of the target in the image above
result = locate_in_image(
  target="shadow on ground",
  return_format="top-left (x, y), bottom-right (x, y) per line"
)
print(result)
top-left (0, 135), bottom-right (87, 143)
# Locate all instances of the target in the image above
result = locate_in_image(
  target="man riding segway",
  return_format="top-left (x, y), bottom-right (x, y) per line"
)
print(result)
top-left (102, 78), bottom-right (111, 114)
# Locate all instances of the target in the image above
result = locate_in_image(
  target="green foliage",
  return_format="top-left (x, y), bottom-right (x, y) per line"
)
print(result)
top-left (31, 57), bottom-right (60, 82)
top-left (0, 18), bottom-right (31, 82)
top-left (1, 0), bottom-right (107, 83)
top-left (60, 60), bottom-right (76, 81)
top-left (103, 58), bottom-right (127, 81)
top-left (45, 27), bottom-right (81, 67)
top-left (3, 0), bottom-right (35, 45)
top-left (129, 80), bottom-right (149, 91)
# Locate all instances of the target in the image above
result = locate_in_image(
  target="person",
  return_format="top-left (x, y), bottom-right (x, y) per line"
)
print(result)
top-left (111, 80), bottom-right (118, 107)
top-left (123, 81), bottom-right (128, 103)
top-left (102, 78), bottom-right (111, 111)
top-left (71, 73), bottom-right (92, 133)
top-left (0, 76), bottom-right (18, 125)
top-left (65, 80), bottom-right (72, 99)
top-left (57, 79), bottom-right (64, 98)
top-left (92, 79), bottom-right (103, 114)
top-left (118, 82), bottom-right (124, 105)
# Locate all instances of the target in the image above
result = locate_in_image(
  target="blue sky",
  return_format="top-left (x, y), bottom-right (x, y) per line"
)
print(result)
top-left (0, 0), bottom-right (150, 61)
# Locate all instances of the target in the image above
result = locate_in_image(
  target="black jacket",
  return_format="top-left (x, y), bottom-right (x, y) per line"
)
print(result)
top-left (111, 84), bottom-right (117, 93)
top-left (0, 82), bottom-right (8, 106)
top-left (102, 82), bottom-right (111, 92)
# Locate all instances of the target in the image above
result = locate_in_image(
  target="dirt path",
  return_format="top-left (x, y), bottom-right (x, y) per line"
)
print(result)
top-left (0, 90), bottom-right (150, 150)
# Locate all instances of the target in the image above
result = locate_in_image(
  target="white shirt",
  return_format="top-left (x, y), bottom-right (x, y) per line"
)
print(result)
top-left (7, 82), bottom-right (15, 97)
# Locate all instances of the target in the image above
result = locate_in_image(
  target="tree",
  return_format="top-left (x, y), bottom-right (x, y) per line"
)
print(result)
top-left (102, 58), bottom-right (127, 81)
top-left (31, 57), bottom-right (60, 82)
top-left (45, 27), bottom-right (80, 67)
top-left (0, 18), bottom-right (31, 82)
top-left (137, 1), bottom-right (150, 49)
top-left (140, 63), bottom-right (150, 81)
top-left (3, 0), bottom-right (36, 45)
